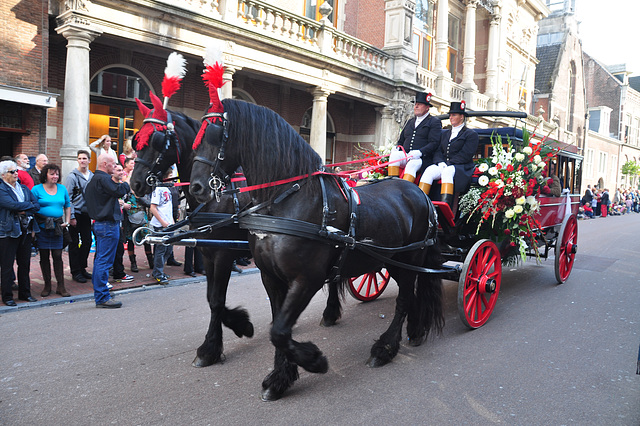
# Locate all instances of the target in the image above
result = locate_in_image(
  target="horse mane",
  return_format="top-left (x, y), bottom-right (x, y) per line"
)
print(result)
top-left (222, 99), bottom-right (324, 199)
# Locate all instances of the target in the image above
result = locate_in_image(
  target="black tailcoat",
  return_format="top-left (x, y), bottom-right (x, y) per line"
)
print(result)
top-left (396, 114), bottom-right (442, 173)
top-left (433, 126), bottom-right (479, 193)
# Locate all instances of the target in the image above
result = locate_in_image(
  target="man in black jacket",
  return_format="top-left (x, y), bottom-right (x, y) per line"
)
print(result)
top-left (419, 101), bottom-right (479, 207)
top-left (85, 154), bottom-right (131, 308)
top-left (388, 92), bottom-right (442, 183)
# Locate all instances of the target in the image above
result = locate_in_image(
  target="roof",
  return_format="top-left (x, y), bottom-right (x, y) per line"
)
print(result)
top-left (535, 44), bottom-right (562, 94)
top-left (629, 76), bottom-right (640, 92)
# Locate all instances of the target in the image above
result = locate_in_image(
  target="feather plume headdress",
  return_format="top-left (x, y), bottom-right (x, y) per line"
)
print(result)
top-left (133, 52), bottom-right (187, 150)
top-left (193, 42), bottom-right (226, 149)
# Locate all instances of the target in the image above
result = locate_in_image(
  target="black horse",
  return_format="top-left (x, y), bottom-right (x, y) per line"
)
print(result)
top-left (129, 93), bottom-right (344, 368)
top-left (189, 99), bottom-right (444, 401)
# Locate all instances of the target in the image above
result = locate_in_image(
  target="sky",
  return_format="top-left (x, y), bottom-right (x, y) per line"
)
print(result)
top-left (576, 0), bottom-right (640, 76)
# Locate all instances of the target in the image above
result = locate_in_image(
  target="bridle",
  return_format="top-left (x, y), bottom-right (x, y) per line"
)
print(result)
top-left (193, 111), bottom-right (230, 200)
top-left (135, 110), bottom-right (179, 187)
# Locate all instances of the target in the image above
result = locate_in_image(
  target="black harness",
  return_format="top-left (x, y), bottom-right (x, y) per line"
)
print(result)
top-left (135, 111), bottom-right (179, 187)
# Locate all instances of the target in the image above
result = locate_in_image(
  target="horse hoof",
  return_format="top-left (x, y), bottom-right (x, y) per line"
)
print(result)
top-left (407, 335), bottom-right (425, 347)
top-left (192, 353), bottom-right (225, 368)
top-left (366, 356), bottom-right (390, 368)
top-left (319, 317), bottom-right (337, 327)
top-left (260, 387), bottom-right (284, 402)
top-left (242, 322), bottom-right (254, 338)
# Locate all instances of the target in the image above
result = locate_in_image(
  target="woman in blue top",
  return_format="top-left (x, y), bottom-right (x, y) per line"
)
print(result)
top-left (31, 164), bottom-right (71, 297)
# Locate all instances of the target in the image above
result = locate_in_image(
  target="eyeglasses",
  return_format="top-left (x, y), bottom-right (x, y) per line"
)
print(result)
top-left (7, 170), bottom-right (18, 174)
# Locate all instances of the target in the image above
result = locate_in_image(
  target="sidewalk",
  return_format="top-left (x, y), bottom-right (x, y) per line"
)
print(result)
top-left (0, 244), bottom-right (255, 313)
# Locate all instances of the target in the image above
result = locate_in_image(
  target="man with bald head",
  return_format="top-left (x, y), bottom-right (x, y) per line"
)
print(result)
top-left (85, 153), bottom-right (130, 308)
top-left (28, 153), bottom-right (48, 184)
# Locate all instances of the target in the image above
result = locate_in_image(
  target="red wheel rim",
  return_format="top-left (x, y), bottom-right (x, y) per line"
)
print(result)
top-left (348, 269), bottom-right (390, 302)
top-left (458, 240), bottom-right (502, 329)
top-left (555, 215), bottom-right (577, 283)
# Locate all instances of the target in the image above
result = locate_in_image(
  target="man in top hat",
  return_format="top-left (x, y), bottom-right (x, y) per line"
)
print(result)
top-left (388, 91), bottom-right (442, 183)
top-left (419, 101), bottom-right (479, 207)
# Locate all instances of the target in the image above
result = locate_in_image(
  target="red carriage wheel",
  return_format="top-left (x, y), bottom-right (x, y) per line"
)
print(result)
top-left (554, 214), bottom-right (578, 284)
top-left (348, 269), bottom-right (390, 302)
top-left (458, 239), bottom-right (502, 329)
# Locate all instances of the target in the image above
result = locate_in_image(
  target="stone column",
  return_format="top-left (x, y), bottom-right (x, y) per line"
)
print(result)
top-left (461, 0), bottom-right (478, 91)
top-left (376, 105), bottom-right (397, 147)
top-left (221, 66), bottom-right (239, 100)
top-left (485, 7), bottom-right (501, 109)
top-left (309, 87), bottom-right (332, 161)
top-left (434, 0), bottom-right (449, 77)
top-left (55, 17), bottom-right (101, 178)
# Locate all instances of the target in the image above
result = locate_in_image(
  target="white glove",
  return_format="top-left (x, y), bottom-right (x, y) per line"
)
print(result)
top-left (408, 150), bottom-right (422, 159)
top-left (438, 162), bottom-right (447, 169)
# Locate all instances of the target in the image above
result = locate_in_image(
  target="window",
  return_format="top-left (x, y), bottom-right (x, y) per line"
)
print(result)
top-left (415, 0), bottom-right (434, 34)
top-left (305, 0), bottom-right (336, 25)
top-left (90, 68), bottom-right (151, 103)
top-left (598, 151), bottom-right (607, 175)
top-left (413, 32), bottom-right (432, 70)
top-left (447, 14), bottom-right (460, 80)
top-left (585, 148), bottom-right (594, 177)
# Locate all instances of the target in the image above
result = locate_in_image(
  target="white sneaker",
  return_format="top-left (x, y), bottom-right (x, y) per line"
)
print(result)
top-left (106, 283), bottom-right (113, 289)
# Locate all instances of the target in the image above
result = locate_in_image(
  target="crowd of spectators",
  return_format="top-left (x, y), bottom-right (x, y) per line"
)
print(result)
top-left (579, 184), bottom-right (640, 219)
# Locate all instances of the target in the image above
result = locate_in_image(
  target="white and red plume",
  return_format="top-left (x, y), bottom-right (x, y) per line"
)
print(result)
top-left (161, 52), bottom-right (187, 109)
top-left (194, 42), bottom-right (226, 149)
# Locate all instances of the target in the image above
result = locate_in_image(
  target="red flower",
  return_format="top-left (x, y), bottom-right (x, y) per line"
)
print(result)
top-left (496, 163), bottom-right (502, 170)
top-left (504, 229), bottom-right (511, 235)
top-left (506, 164), bottom-right (514, 172)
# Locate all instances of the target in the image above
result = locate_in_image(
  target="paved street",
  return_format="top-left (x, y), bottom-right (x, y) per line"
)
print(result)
top-left (1, 213), bottom-right (639, 424)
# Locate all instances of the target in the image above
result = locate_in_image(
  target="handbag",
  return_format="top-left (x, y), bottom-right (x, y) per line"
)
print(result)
top-left (128, 210), bottom-right (147, 225)
top-left (62, 227), bottom-right (72, 249)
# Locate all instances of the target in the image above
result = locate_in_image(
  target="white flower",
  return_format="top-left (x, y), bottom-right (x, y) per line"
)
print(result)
top-left (505, 209), bottom-right (515, 219)
top-left (361, 171), bottom-right (369, 178)
top-left (523, 146), bottom-right (533, 155)
top-left (515, 153), bottom-right (525, 162)
top-left (495, 179), bottom-right (504, 188)
top-left (533, 155), bottom-right (542, 163)
top-left (478, 175), bottom-right (489, 186)
top-left (515, 196), bottom-right (526, 205)
top-left (513, 205), bottom-right (523, 214)
top-left (530, 164), bottom-right (537, 172)
top-left (488, 167), bottom-right (499, 176)
top-left (478, 163), bottom-right (489, 173)
top-left (526, 195), bottom-right (536, 206)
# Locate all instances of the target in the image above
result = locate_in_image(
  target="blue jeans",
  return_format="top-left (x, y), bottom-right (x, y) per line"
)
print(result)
top-left (92, 221), bottom-right (120, 304)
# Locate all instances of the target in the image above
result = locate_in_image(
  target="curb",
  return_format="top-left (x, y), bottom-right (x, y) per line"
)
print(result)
top-left (0, 268), bottom-right (260, 315)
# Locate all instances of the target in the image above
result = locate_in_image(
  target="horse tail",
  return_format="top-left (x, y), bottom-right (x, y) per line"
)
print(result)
top-left (416, 244), bottom-right (445, 338)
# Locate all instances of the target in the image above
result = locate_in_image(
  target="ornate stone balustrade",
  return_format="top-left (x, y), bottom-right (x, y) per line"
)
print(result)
top-left (416, 67), bottom-right (437, 93)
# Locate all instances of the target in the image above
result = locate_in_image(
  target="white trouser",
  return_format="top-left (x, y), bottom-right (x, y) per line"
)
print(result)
top-left (420, 164), bottom-right (455, 185)
top-left (389, 149), bottom-right (422, 177)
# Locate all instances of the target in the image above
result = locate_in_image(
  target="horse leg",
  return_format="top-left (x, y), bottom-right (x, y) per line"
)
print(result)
top-left (366, 271), bottom-right (414, 367)
top-left (407, 249), bottom-right (445, 346)
top-left (261, 275), bottom-right (328, 401)
top-left (193, 251), bottom-right (253, 368)
top-left (320, 278), bottom-right (342, 327)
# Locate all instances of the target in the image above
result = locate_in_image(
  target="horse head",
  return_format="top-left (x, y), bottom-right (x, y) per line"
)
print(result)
top-left (189, 102), bottom-right (237, 204)
top-left (130, 91), bottom-right (183, 196)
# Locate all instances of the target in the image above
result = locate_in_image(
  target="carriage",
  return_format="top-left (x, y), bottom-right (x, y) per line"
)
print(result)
top-left (131, 90), bottom-right (581, 400)
top-left (347, 123), bottom-right (581, 329)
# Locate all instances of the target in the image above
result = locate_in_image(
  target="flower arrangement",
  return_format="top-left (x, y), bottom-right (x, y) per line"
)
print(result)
top-left (459, 129), bottom-right (557, 263)
top-left (357, 142), bottom-right (395, 179)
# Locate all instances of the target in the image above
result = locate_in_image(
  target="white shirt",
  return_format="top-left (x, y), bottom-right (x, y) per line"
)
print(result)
top-left (414, 113), bottom-right (429, 128)
top-left (149, 187), bottom-right (174, 228)
top-left (450, 123), bottom-right (464, 140)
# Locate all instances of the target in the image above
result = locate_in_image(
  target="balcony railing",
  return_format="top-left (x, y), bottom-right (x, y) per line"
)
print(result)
top-left (156, 0), bottom-right (390, 77)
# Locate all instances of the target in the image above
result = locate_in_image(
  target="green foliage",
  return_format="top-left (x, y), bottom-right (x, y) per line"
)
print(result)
top-left (621, 161), bottom-right (640, 177)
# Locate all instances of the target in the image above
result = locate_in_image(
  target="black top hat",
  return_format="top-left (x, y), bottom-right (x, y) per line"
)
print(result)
top-left (448, 100), bottom-right (468, 116)
top-left (415, 92), bottom-right (433, 106)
